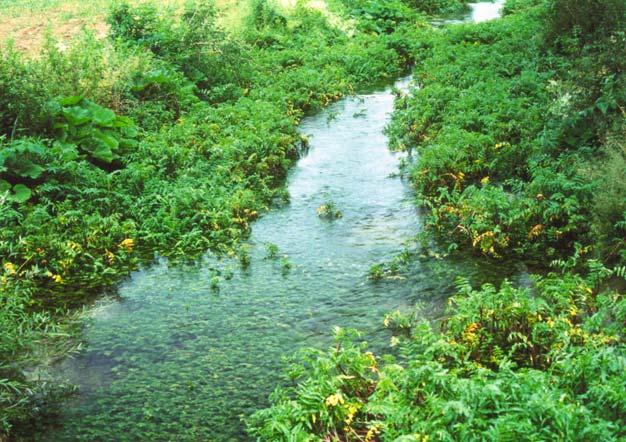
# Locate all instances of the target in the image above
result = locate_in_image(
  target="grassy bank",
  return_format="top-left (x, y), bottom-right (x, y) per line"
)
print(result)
top-left (386, 0), bottom-right (625, 265)
top-left (0, 0), bottom-right (462, 434)
top-left (249, 0), bottom-right (625, 440)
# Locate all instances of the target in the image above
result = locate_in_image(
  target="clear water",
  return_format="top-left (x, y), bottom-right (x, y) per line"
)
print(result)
top-left (470, 0), bottom-right (505, 22)
top-left (431, 0), bottom-right (505, 26)
top-left (30, 3), bottom-right (511, 441)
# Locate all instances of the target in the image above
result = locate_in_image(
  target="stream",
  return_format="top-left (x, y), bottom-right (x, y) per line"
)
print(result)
top-left (33, 2), bottom-right (512, 440)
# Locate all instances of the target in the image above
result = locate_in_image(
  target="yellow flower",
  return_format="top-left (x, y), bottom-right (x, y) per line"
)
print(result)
top-left (528, 224), bottom-right (544, 239)
top-left (51, 274), bottom-right (64, 283)
top-left (3, 262), bottom-right (16, 275)
top-left (324, 393), bottom-right (344, 407)
top-left (105, 250), bottom-right (116, 264)
top-left (480, 176), bottom-right (490, 185)
top-left (344, 403), bottom-right (360, 425)
top-left (365, 424), bottom-right (382, 441)
top-left (119, 238), bottom-right (135, 252)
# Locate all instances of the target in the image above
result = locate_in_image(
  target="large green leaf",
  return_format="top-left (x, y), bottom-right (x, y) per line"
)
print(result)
top-left (88, 102), bottom-right (117, 126)
top-left (11, 184), bottom-right (32, 203)
top-left (51, 141), bottom-right (79, 161)
top-left (58, 95), bottom-right (84, 106)
top-left (91, 144), bottom-right (114, 163)
top-left (95, 132), bottom-right (120, 150)
top-left (62, 106), bottom-right (92, 126)
top-left (18, 161), bottom-right (44, 179)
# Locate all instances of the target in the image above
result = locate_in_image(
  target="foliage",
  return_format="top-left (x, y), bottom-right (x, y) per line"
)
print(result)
top-left (108, 1), bottom-right (247, 95)
top-left (402, 0), bottom-right (468, 15)
top-left (0, 138), bottom-right (45, 202)
top-left (317, 200), bottom-right (343, 219)
top-left (545, 0), bottom-right (626, 43)
top-left (52, 96), bottom-right (138, 164)
top-left (251, 1), bottom-right (626, 440)
top-left (250, 271), bottom-right (626, 440)
top-left (588, 126), bottom-right (626, 264)
top-left (386, 0), bottom-right (626, 264)
top-left (0, 0), bottom-right (426, 435)
top-left (349, 0), bottom-right (418, 34)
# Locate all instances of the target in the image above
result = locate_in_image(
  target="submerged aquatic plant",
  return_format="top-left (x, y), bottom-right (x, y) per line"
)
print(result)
top-left (316, 200), bottom-right (343, 219)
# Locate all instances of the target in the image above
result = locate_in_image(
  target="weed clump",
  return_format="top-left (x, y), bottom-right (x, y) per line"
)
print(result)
top-left (317, 200), bottom-right (343, 219)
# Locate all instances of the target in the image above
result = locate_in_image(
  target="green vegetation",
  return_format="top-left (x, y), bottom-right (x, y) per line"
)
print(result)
top-left (249, 268), bottom-right (625, 440)
top-left (2, 0), bottom-right (623, 439)
top-left (317, 200), bottom-right (343, 219)
top-left (387, 0), bottom-right (625, 265)
top-left (250, 0), bottom-right (626, 440)
top-left (0, 0), bottom-right (438, 434)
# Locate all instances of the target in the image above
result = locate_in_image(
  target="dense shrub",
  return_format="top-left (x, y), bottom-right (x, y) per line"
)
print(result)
top-left (403, 0), bottom-right (468, 15)
top-left (249, 270), bottom-right (626, 441)
top-left (387, 0), bottom-right (625, 264)
top-left (589, 127), bottom-right (626, 264)
top-left (108, 1), bottom-right (248, 95)
top-left (546, 0), bottom-right (626, 43)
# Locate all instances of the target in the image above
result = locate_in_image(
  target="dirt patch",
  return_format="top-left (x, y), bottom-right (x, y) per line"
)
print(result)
top-left (0, 13), bottom-right (108, 55)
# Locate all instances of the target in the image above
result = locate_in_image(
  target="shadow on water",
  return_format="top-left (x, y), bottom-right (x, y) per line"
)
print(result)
top-left (30, 3), bottom-right (513, 441)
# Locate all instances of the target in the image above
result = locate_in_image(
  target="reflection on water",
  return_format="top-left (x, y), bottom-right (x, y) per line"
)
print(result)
top-left (471, 0), bottom-right (505, 22)
top-left (432, 0), bottom-right (505, 26)
top-left (33, 3), bottom-right (510, 441)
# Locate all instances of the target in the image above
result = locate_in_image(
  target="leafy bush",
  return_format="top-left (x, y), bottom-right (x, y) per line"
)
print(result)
top-left (108, 1), bottom-right (247, 94)
top-left (546, 0), bottom-right (626, 43)
top-left (387, 0), bottom-right (625, 264)
top-left (349, 0), bottom-right (417, 34)
top-left (0, 48), bottom-right (49, 137)
top-left (589, 127), bottom-right (626, 264)
top-left (51, 96), bottom-right (138, 164)
top-left (250, 271), bottom-right (626, 441)
top-left (403, 0), bottom-right (468, 15)
top-left (0, 138), bottom-right (46, 202)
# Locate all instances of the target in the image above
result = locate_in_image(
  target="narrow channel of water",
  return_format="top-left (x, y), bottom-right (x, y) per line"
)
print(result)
top-left (32, 3), bottom-right (511, 440)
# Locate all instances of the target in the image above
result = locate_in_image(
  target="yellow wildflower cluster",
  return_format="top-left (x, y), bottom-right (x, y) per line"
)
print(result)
top-left (105, 250), bottom-right (116, 264)
top-left (119, 238), bottom-right (135, 252)
top-left (365, 351), bottom-right (378, 372)
top-left (46, 271), bottom-right (64, 283)
top-left (462, 322), bottom-right (481, 345)
top-left (67, 241), bottom-right (82, 252)
top-left (325, 393), bottom-right (344, 407)
top-left (365, 424), bottom-right (382, 442)
top-left (3, 262), bottom-right (17, 275)
top-left (528, 224), bottom-right (544, 239)
top-left (344, 402), bottom-right (361, 426)
top-left (494, 142), bottom-right (510, 150)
